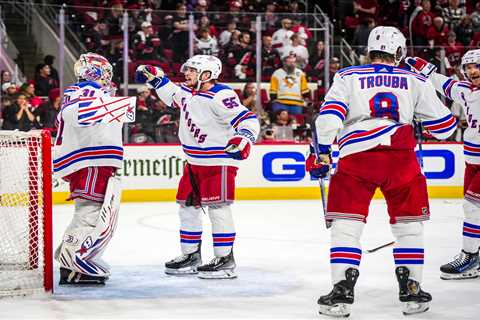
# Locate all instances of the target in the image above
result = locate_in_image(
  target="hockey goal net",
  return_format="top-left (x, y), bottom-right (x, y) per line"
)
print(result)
top-left (0, 130), bottom-right (53, 296)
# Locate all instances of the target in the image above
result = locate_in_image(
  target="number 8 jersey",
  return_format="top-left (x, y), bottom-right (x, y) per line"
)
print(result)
top-left (316, 63), bottom-right (457, 158)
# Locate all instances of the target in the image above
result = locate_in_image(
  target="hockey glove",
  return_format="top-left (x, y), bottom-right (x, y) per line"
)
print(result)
top-left (405, 57), bottom-right (437, 78)
top-left (225, 130), bottom-right (255, 160)
top-left (135, 65), bottom-right (165, 85)
top-left (305, 144), bottom-right (332, 179)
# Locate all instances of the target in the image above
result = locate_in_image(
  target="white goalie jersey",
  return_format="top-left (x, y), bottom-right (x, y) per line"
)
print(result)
top-left (316, 64), bottom-right (457, 158)
top-left (151, 77), bottom-right (260, 167)
top-left (53, 81), bottom-right (128, 178)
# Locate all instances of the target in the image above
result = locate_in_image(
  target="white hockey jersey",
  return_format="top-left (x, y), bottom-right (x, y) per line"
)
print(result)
top-left (53, 81), bottom-right (124, 178)
top-left (316, 64), bottom-right (457, 158)
top-left (430, 73), bottom-right (480, 164)
top-left (151, 77), bottom-right (260, 167)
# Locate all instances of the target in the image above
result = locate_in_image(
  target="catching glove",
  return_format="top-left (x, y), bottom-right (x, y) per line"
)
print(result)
top-left (405, 57), bottom-right (437, 78)
top-left (305, 144), bottom-right (332, 179)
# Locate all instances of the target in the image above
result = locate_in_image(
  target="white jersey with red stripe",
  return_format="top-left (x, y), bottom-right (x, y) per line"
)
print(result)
top-left (316, 63), bottom-right (457, 158)
top-left (151, 77), bottom-right (260, 167)
top-left (430, 73), bottom-right (480, 164)
top-left (53, 81), bottom-right (124, 178)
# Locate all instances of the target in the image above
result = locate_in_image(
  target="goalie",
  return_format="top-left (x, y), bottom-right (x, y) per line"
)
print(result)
top-left (53, 53), bottom-right (135, 285)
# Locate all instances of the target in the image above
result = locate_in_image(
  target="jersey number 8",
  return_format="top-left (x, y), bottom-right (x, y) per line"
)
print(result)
top-left (369, 92), bottom-right (399, 122)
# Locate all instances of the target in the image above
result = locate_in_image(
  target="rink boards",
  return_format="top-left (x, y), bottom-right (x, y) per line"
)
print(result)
top-left (52, 142), bottom-right (465, 203)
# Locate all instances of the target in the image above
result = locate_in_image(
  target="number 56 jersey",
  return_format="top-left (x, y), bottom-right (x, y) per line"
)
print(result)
top-left (316, 64), bottom-right (457, 158)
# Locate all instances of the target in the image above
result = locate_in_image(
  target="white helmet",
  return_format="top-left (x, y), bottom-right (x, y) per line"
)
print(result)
top-left (74, 52), bottom-right (113, 86)
top-left (461, 49), bottom-right (480, 75)
top-left (181, 54), bottom-right (222, 85)
top-left (367, 26), bottom-right (407, 65)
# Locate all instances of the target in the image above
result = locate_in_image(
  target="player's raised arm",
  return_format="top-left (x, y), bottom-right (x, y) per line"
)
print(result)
top-left (135, 65), bottom-right (180, 106)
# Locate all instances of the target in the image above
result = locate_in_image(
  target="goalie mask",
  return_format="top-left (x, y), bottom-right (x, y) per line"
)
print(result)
top-left (74, 52), bottom-right (113, 86)
top-left (181, 55), bottom-right (222, 89)
top-left (367, 26), bottom-right (407, 66)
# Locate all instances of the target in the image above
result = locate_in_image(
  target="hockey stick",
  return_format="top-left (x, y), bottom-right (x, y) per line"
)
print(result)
top-left (310, 117), bottom-right (331, 229)
top-left (414, 120), bottom-right (424, 170)
top-left (365, 241), bottom-right (395, 254)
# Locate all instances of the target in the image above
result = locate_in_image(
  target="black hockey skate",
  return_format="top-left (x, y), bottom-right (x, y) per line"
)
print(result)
top-left (165, 245), bottom-right (202, 275)
top-left (317, 268), bottom-right (359, 318)
top-left (197, 250), bottom-right (236, 279)
top-left (59, 267), bottom-right (108, 286)
top-left (440, 250), bottom-right (479, 280)
top-left (395, 266), bottom-right (432, 315)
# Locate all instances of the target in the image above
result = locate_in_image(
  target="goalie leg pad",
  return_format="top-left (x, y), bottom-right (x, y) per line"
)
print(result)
top-left (55, 176), bottom-right (121, 277)
top-left (391, 221), bottom-right (424, 282)
top-left (330, 219), bottom-right (364, 285)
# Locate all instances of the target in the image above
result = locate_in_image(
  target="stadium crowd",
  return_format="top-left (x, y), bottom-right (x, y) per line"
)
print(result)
top-left (1, 0), bottom-right (479, 142)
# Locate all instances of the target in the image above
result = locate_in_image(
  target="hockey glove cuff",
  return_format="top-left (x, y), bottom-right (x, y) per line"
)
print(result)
top-left (225, 130), bottom-right (255, 160)
top-left (405, 57), bottom-right (437, 78)
top-left (305, 144), bottom-right (332, 179)
top-left (135, 65), bottom-right (165, 87)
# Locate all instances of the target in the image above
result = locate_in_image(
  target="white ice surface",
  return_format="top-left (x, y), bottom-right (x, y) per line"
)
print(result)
top-left (0, 199), bottom-right (478, 319)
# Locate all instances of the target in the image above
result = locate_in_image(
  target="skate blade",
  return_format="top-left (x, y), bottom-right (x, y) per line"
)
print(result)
top-left (440, 269), bottom-right (479, 280)
top-left (197, 269), bottom-right (237, 279)
top-left (59, 280), bottom-right (106, 286)
top-left (318, 303), bottom-right (350, 318)
top-left (402, 302), bottom-right (429, 315)
top-left (165, 266), bottom-right (199, 276)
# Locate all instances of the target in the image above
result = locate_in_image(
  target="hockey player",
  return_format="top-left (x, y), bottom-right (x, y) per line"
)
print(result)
top-left (135, 55), bottom-right (260, 279)
top-left (406, 50), bottom-right (480, 280)
top-left (53, 53), bottom-right (129, 285)
top-left (306, 26), bottom-right (457, 317)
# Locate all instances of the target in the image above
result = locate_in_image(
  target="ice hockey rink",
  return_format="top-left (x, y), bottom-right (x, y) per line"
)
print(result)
top-left (0, 199), bottom-right (478, 320)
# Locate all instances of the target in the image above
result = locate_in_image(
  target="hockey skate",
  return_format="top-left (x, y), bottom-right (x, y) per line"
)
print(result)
top-left (317, 268), bottom-right (359, 318)
top-left (440, 250), bottom-right (479, 280)
top-left (59, 268), bottom-right (108, 286)
top-left (197, 250), bottom-right (236, 279)
top-left (165, 245), bottom-right (202, 275)
top-left (395, 266), bottom-right (431, 315)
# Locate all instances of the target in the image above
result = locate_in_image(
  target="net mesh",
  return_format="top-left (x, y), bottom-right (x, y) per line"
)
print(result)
top-left (0, 131), bottom-right (46, 296)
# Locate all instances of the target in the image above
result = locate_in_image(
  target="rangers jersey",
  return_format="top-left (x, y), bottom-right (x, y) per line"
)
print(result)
top-left (430, 73), bottom-right (480, 164)
top-left (316, 64), bottom-right (457, 158)
top-left (151, 77), bottom-right (260, 167)
top-left (53, 81), bottom-right (124, 178)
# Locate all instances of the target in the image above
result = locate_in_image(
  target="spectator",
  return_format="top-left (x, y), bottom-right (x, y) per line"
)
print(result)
top-left (105, 0), bottom-right (124, 42)
top-left (1, 70), bottom-right (12, 87)
top-left (19, 82), bottom-right (42, 109)
top-left (411, 0), bottom-right (435, 49)
top-left (272, 18), bottom-right (294, 57)
top-left (269, 53), bottom-right (310, 115)
top-left (352, 17), bottom-right (376, 62)
top-left (83, 20), bottom-right (109, 55)
top-left (442, 0), bottom-right (465, 29)
top-left (445, 31), bottom-right (464, 67)
top-left (170, 3), bottom-right (189, 62)
top-left (353, 0), bottom-right (378, 25)
top-left (470, 30), bottom-right (480, 48)
top-left (1, 93), bottom-right (36, 131)
top-left (130, 86), bottom-right (157, 142)
top-left (152, 99), bottom-right (179, 143)
top-left (219, 21), bottom-right (237, 47)
top-left (291, 17), bottom-right (312, 46)
top-left (259, 35), bottom-right (281, 79)
top-left (44, 55), bottom-right (59, 82)
top-left (136, 85), bottom-right (157, 110)
top-left (158, 14), bottom-right (174, 43)
top-left (227, 32), bottom-right (254, 80)
top-left (427, 16), bottom-right (449, 48)
top-left (0, 97), bottom-right (12, 128)
top-left (1, 82), bottom-right (18, 100)
top-left (308, 40), bottom-right (325, 81)
top-left (35, 64), bottom-right (57, 97)
top-left (34, 88), bottom-right (61, 136)
top-left (195, 27), bottom-right (219, 56)
top-left (197, 15), bottom-right (218, 38)
top-left (133, 21), bottom-right (161, 60)
top-left (455, 15), bottom-right (474, 47)
top-left (241, 82), bottom-right (270, 130)
top-left (264, 2), bottom-right (279, 34)
top-left (429, 47), bottom-right (445, 71)
top-left (471, 2), bottom-right (480, 32)
top-left (283, 33), bottom-right (309, 70)
top-left (271, 109), bottom-right (294, 141)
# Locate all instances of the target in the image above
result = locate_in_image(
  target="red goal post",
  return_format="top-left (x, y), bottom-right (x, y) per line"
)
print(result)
top-left (0, 130), bottom-right (53, 296)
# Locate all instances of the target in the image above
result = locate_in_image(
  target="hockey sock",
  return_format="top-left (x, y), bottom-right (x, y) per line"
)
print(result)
top-left (179, 205), bottom-right (203, 254)
top-left (208, 205), bottom-right (235, 257)
top-left (462, 200), bottom-right (480, 253)
top-left (391, 221), bottom-right (424, 282)
top-left (330, 219), bottom-right (364, 285)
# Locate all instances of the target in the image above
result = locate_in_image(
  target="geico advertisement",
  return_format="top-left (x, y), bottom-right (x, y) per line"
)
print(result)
top-left (108, 143), bottom-right (465, 190)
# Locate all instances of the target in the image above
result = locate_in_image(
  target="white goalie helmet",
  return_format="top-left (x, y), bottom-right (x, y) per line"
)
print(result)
top-left (367, 26), bottom-right (407, 65)
top-left (461, 49), bottom-right (480, 74)
top-left (74, 52), bottom-right (113, 86)
top-left (181, 54), bottom-right (222, 82)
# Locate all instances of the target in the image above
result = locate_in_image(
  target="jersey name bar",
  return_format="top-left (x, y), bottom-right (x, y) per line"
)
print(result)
top-left (359, 75), bottom-right (408, 90)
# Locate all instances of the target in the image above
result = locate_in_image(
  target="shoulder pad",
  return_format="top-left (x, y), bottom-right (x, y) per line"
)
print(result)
top-left (208, 83), bottom-right (233, 94)
top-left (76, 81), bottom-right (102, 89)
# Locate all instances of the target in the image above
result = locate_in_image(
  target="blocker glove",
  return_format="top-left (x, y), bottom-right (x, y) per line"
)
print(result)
top-left (405, 56), bottom-right (437, 78)
top-left (135, 65), bottom-right (165, 86)
top-left (225, 130), bottom-right (255, 160)
top-left (305, 144), bottom-right (332, 179)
